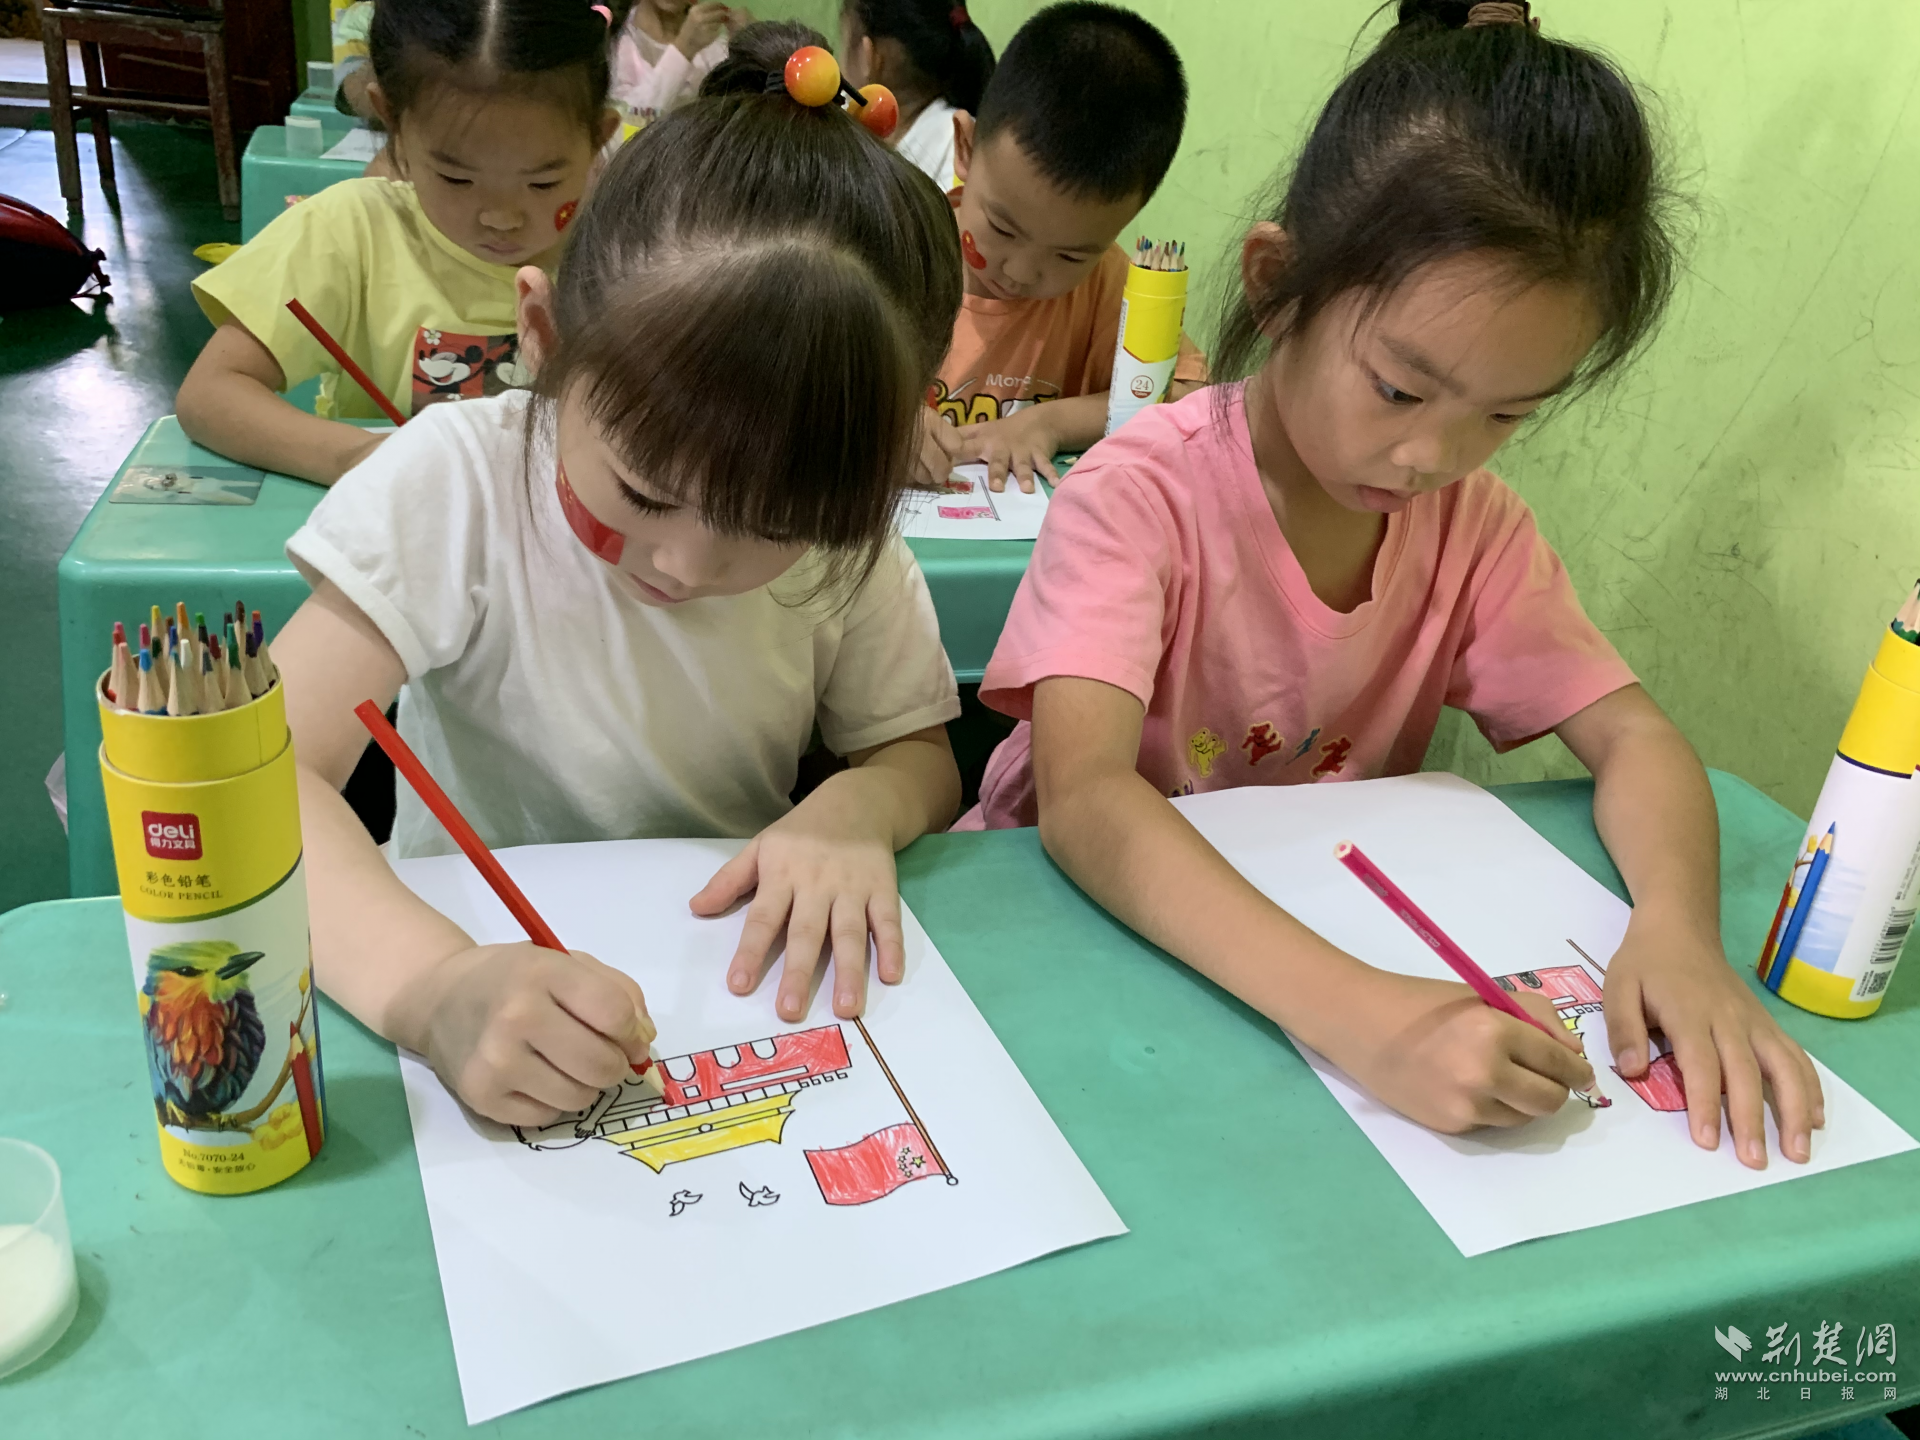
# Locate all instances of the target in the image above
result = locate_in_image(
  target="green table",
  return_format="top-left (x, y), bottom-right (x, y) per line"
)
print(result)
top-left (239, 120), bottom-right (367, 241)
top-left (1, 773), bottom-right (1911, 1438)
top-left (56, 421), bottom-right (1041, 896)
top-left (288, 83), bottom-right (350, 125)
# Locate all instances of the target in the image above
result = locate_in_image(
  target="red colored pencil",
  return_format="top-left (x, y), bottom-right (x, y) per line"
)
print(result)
top-left (285, 299), bottom-right (408, 427)
top-left (354, 700), bottom-right (653, 1075)
top-left (1335, 840), bottom-right (1561, 1041)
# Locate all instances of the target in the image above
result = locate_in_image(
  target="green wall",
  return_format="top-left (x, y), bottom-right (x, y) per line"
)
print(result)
top-left (955, 1), bottom-right (1920, 821)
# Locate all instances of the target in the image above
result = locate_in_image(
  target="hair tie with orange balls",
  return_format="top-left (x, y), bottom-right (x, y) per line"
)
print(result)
top-left (779, 46), bottom-right (899, 139)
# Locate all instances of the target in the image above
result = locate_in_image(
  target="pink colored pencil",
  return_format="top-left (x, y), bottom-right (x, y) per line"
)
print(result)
top-left (1334, 840), bottom-right (1561, 1041)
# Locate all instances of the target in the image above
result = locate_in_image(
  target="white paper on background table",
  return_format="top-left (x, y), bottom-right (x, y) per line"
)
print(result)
top-left (391, 838), bottom-right (1124, 1423)
top-left (895, 462), bottom-right (1050, 540)
top-left (1173, 773), bottom-right (1918, 1257)
top-left (320, 128), bottom-right (386, 163)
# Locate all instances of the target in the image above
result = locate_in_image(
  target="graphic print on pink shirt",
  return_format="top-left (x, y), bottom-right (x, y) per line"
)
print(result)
top-left (963, 386), bottom-right (1637, 830)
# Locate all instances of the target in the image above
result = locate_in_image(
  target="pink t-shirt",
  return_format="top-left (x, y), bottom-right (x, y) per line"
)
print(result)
top-left (966, 385), bottom-right (1637, 829)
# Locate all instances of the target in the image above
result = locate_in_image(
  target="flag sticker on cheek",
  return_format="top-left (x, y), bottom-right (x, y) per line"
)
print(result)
top-left (556, 464), bottom-right (625, 564)
top-left (554, 199), bottom-right (578, 232)
top-left (960, 230), bottom-right (987, 270)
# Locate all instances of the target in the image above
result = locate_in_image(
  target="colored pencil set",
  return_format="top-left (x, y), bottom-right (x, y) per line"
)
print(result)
top-left (1132, 234), bottom-right (1187, 273)
top-left (102, 600), bottom-right (279, 718)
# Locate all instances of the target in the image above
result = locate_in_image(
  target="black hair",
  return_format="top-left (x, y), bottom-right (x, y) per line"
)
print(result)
top-left (370, 0), bottom-right (612, 130)
top-left (843, 0), bottom-right (995, 115)
top-left (1213, 0), bottom-right (1679, 396)
top-left (700, 19), bottom-right (834, 97)
top-left (532, 88), bottom-right (962, 584)
top-left (973, 2), bottom-right (1185, 205)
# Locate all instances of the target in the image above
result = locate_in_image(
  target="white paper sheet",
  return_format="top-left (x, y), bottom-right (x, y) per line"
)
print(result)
top-left (895, 462), bottom-right (1049, 540)
top-left (391, 838), bottom-right (1125, 1423)
top-left (320, 127), bottom-right (386, 163)
top-left (1173, 773), bottom-right (1918, 1257)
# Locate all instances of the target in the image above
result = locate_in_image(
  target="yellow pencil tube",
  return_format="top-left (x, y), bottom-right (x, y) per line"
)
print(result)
top-left (1762, 616), bottom-right (1920, 1018)
top-left (1104, 264), bottom-right (1188, 436)
top-left (97, 672), bottom-right (325, 1194)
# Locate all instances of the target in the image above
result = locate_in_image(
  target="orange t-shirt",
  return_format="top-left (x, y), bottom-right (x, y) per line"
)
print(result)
top-left (931, 243), bottom-right (1208, 428)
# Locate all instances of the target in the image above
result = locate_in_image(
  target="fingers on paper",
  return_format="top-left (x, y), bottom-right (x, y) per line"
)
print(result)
top-left (827, 894), bottom-right (872, 1017)
top-left (1603, 972), bottom-right (1650, 1075)
top-left (726, 880), bottom-right (791, 997)
top-left (1754, 1029), bottom-right (1823, 1163)
top-left (691, 841), bottom-right (759, 917)
top-left (1718, 1034), bottom-right (1770, 1169)
top-left (868, 891), bottom-right (906, 986)
top-left (776, 890), bottom-right (833, 1022)
top-left (1669, 1027), bottom-right (1725, 1153)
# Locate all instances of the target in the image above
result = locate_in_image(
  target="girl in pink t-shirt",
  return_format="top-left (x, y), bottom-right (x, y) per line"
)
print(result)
top-left (972, 1), bottom-right (1822, 1167)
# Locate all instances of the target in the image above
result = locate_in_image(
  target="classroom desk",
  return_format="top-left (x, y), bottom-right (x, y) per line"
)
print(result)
top-left (57, 421), bottom-right (1044, 897)
top-left (287, 84), bottom-right (353, 125)
top-left (1, 772), bottom-right (1912, 1439)
top-left (239, 120), bottom-right (367, 241)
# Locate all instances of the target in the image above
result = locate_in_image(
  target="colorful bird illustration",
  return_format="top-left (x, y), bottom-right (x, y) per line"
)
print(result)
top-left (142, 941), bottom-right (267, 1123)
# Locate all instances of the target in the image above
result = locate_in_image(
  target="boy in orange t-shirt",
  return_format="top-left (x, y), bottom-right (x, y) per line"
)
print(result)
top-left (925, 2), bottom-right (1205, 492)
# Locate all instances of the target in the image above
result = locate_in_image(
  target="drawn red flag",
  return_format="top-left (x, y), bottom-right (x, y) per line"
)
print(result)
top-left (1614, 1050), bottom-right (1688, 1112)
top-left (806, 1122), bottom-right (946, 1205)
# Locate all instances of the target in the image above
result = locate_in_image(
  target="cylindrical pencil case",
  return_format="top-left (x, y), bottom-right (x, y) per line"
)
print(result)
top-left (1758, 616), bottom-right (1920, 1017)
top-left (1104, 263), bottom-right (1188, 436)
top-left (97, 672), bottom-right (325, 1193)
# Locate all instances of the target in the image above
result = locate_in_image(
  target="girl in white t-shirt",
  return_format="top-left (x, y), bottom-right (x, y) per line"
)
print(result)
top-left (275, 78), bottom-right (965, 1128)
top-left (839, 0), bottom-right (994, 191)
top-left (608, 0), bottom-right (747, 121)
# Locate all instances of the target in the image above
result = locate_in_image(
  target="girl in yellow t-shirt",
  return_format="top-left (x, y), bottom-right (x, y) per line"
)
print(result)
top-left (181, 0), bottom-right (621, 486)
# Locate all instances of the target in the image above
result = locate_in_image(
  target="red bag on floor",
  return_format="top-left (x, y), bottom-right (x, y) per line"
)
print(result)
top-left (0, 194), bottom-right (109, 311)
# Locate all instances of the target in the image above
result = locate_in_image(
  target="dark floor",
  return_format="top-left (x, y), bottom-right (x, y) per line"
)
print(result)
top-left (1, 116), bottom-right (232, 913)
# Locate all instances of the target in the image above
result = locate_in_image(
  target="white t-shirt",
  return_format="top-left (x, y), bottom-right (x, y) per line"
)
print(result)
top-left (894, 98), bottom-right (959, 192)
top-left (288, 392), bottom-right (960, 859)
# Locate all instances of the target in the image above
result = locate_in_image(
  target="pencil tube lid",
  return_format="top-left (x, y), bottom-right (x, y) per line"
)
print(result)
top-left (1836, 631), bottom-right (1920, 774)
top-left (97, 669), bottom-right (289, 782)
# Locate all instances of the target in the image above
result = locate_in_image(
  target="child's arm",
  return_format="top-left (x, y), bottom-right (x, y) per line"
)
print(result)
top-left (277, 580), bottom-right (655, 1125)
top-left (691, 726), bottom-right (961, 1022)
top-left (177, 322), bottom-right (388, 487)
top-left (951, 393), bottom-right (1108, 494)
top-left (1030, 676), bottom-right (1594, 1129)
top-left (1555, 685), bottom-right (1824, 1167)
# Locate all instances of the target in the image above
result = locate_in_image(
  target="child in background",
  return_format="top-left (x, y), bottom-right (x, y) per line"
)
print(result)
top-left (839, 0), bottom-right (995, 191)
top-left (331, 0), bottom-right (399, 178)
top-left (971, 1), bottom-right (1823, 1166)
top-left (609, 0), bottom-right (751, 122)
top-left (272, 80), bottom-right (965, 1128)
top-left (180, 0), bottom-right (619, 486)
top-left (923, 1), bottom-right (1204, 493)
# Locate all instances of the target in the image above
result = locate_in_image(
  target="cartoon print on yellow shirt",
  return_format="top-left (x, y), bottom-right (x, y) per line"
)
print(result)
top-left (1187, 727), bottom-right (1226, 778)
top-left (926, 377), bottom-right (1059, 430)
top-left (412, 328), bottom-right (533, 411)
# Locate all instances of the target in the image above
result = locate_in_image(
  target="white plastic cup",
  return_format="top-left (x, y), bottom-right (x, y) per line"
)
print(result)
top-left (307, 60), bottom-right (333, 95)
top-left (0, 1140), bottom-right (78, 1379)
top-left (285, 115), bottom-right (325, 158)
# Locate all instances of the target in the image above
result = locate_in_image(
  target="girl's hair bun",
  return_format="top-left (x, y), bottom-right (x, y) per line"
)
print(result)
top-left (1393, 0), bottom-right (1531, 29)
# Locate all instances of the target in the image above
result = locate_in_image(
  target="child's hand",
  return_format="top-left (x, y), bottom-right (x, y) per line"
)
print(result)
top-left (1602, 908), bottom-right (1825, 1167)
top-left (403, 942), bottom-right (656, 1127)
top-left (1337, 970), bottom-right (1596, 1133)
top-left (676, 2), bottom-right (731, 56)
top-left (690, 787), bottom-right (906, 1023)
top-left (951, 408), bottom-right (1062, 493)
top-left (724, 5), bottom-right (755, 33)
top-left (913, 407), bottom-right (964, 490)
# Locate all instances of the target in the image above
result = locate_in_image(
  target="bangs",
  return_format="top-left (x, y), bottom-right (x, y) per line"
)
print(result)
top-left (547, 241), bottom-right (923, 554)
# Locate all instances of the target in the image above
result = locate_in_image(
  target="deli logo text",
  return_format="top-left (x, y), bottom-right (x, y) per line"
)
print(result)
top-left (142, 811), bottom-right (203, 860)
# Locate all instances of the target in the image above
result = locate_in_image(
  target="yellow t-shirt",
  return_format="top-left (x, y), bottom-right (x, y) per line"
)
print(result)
top-left (192, 178), bottom-right (529, 421)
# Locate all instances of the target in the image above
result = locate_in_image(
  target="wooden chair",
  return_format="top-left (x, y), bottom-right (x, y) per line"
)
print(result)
top-left (33, 0), bottom-right (240, 220)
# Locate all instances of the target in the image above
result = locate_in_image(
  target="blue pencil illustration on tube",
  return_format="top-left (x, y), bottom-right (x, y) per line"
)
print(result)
top-left (1767, 825), bottom-right (1835, 994)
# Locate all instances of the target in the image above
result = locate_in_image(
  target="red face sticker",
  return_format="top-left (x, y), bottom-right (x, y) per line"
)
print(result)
top-left (554, 199), bottom-right (578, 232)
top-left (556, 464), bottom-right (625, 564)
top-left (960, 229), bottom-right (987, 270)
